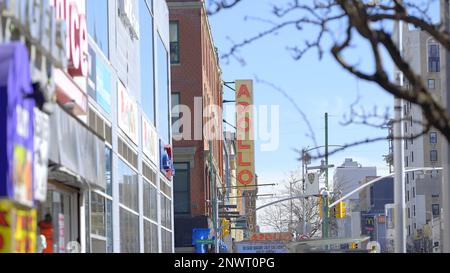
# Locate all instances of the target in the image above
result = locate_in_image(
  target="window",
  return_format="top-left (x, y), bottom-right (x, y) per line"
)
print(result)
top-left (105, 147), bottom-right (112, 196)
top-left (408, 208), bottom-right (411, 219)
top-left (405, 156), bottom-right (409, 167)
top-left (412, 171), bottom-right (415, 180)
top-left (430, 150), bottom-right (438, 162)
top-left (411, 151), bottom-right (414, 163)
top-left (174, 163), bottom-right (190, 214)
top-left (118, 160), bottom-right (139, 212)
top-left (171, 93), bottom-right (181, 135)
top-left (161, 195), bottom-right (172, 229)
top-left (413, 187), bottom-right (415, 198)
top-left (413, 205), bottom-right (416, 217)
top-left (430, 132), bottom-right (438, 144)
top-left (161, 229), bottom-right (173, 253)
top-left (170, 21), bottom-right (180, 64)
top-left (406, 173), bottom-right (409, 185)
top-left (404, 122), bottom-right (408, 133)
top-left (408, 225), bottom-right (411, 236)
top-left (143, 180), bottom-right (158, 221)
top-left (87, 0), bottom-right (109, 58)
top-left (157, 34), bottom-right (170, 143)
top-left (140, 0), bottom-right (155, 124)
top-left (120, 208), bottom-right (140, 253)
top-left (428, 79), bottom-right (436, 90)
top-left (407, 191), bottom-right (410, 202)
top-left (428, 44), bottom-right (440, 72)
top-left (144, 220), bottom-right (159, 253)
top-left (432, 204), bottom-right (440, 216)
top-left (89, 192), bottom-right (113, 253)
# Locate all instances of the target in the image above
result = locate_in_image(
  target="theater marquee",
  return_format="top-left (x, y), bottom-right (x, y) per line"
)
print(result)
top-left (236, 80), bottom-right (255, 190)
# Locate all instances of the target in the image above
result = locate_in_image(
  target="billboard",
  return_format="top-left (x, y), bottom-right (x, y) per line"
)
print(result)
top-left (236, 80), bottom-right (255, 189)
top-left (118, 81), bottom-right (138, 144)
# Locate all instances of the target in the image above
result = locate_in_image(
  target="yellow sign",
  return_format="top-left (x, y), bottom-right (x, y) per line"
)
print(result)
top-left (236, 80), bottom-right (255, 190)
top-left (0, 200), bottom-right (37, 253)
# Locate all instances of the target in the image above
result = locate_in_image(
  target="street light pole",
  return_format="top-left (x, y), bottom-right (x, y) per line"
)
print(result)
top-left (323, 113), bottom-right (329, 239)
top-left (393, 18), bottom-right (406, 253)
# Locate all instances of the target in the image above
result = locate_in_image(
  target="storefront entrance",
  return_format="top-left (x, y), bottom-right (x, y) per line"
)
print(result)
top-left (37, 181), bottom-right (79, 253)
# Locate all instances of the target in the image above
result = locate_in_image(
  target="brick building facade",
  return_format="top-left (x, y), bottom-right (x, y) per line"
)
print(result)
top-left (167, 0), bottom-right (225, 251)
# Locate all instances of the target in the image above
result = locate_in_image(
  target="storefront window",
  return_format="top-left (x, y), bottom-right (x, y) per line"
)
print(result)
top-left (140, 0), bottom-right (155, 124)
top-left (120, 208), bottom-right (140, 253)
top-left (91, 192), bottom-right (106, 237)
top-left (118, 159), bottom-right (139, 212)
top-left (157, 34), bottom-right (170, 143)
top-left (37, 185), bottom-right (79, 253)
top-left (87, 0), bottom-right (109, 58)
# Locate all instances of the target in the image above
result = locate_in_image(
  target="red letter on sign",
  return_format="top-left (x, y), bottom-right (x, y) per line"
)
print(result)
top-left (237, 84), bottom-right (250, 98)
top-left (238, 152), bottom-right (251, 167)
top-left (0, 212), bottom-right (8, 227)
top-left (238, 170), bottom-right (254, 185)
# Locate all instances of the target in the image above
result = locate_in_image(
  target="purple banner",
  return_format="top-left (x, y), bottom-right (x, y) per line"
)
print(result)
top-left (0, 42), bottom-right (35, 208)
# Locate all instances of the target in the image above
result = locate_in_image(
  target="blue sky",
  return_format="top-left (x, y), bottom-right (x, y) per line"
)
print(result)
top-left (208, 0), bottom-right (395, 190)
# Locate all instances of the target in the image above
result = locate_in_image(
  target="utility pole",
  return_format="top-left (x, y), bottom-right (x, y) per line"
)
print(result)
top-left (442, 0), bottom-right (450, 253)
top-left (323, 113), bottom-right (329, 239)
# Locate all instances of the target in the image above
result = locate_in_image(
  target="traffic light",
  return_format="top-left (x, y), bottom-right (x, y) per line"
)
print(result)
top-left (351, 243), bottom-right (359, 249)
top-left (221, 218), bottom-right (231, 238)
top-left (335, 202), bottom-right (347, 219)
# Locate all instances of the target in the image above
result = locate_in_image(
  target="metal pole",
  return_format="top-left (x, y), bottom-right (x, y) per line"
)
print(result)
top-left (442, 0), bottom-right (450, 253)
top-left (323, 113), bottom-right (329, 239)
top-left (302, 150), bottom-right (307, 236)
top-left (392, 16), bottom-right (407, 253)
top-left (290, 180), bottom-right (293, 233)
top-left (209, 140), bottom-right (219, 253)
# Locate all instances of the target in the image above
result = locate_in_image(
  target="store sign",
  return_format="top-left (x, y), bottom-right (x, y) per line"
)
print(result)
top-left (235, 241), bottom-right (288, 254)
top-left (0, 0), bottom-right (68, 69)
top-left (251, 233), bottom-right (293, 242)
top-left (50, 0), bottom-right (88, 77)
top-left (33, 108), bottom-right (50, 202)
top-left (118, 81), bottom-right (138, 144)
top-left (0, 43), bottom-right (35, 208)
top-left (236, 80), bottom-right (255, 189)
top-left (0, 200), bottom-right (37, 253)
top-left (58, 213), bottom-right (65, 253)
top-left (118, 0), bottom-right (140, 39)
top-left (160, 142), bottom-right (174, 180)
top-left (143, 117), bottom-right (159, 166)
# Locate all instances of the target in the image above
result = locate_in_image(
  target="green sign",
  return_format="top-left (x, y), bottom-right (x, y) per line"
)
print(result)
top-left (196, 239), bottom-right (214, 245)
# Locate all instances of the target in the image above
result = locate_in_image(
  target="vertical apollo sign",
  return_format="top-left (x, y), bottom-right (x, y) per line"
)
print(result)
top-left (236, 80), bottom-right (255, 190)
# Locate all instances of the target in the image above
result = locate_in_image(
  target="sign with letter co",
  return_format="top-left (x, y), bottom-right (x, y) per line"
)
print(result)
top-left (236, 80), bottom-right (255, 189)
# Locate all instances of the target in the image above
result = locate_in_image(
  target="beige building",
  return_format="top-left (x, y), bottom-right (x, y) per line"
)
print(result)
top-left (400, 25), bottom-right (443, 251)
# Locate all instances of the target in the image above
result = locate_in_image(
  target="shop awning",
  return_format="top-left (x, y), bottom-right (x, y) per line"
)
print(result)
top-left (48, 105), bottom-right (105, 190)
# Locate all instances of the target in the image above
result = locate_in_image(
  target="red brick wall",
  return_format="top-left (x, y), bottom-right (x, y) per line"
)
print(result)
top-left (169, 1), bottom-right (224, 217)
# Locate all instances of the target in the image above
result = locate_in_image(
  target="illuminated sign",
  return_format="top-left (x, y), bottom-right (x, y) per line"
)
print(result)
top-left (236, 80), bottom-right (255, 189)
top-left (118, 81), bottom-right (138, 144)
top-left (50, 0), bottom-right (88, 77)
top-left (118, 0), bottom-right (140, 40)
top-left (143, 117), bottom-right (159, 166)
